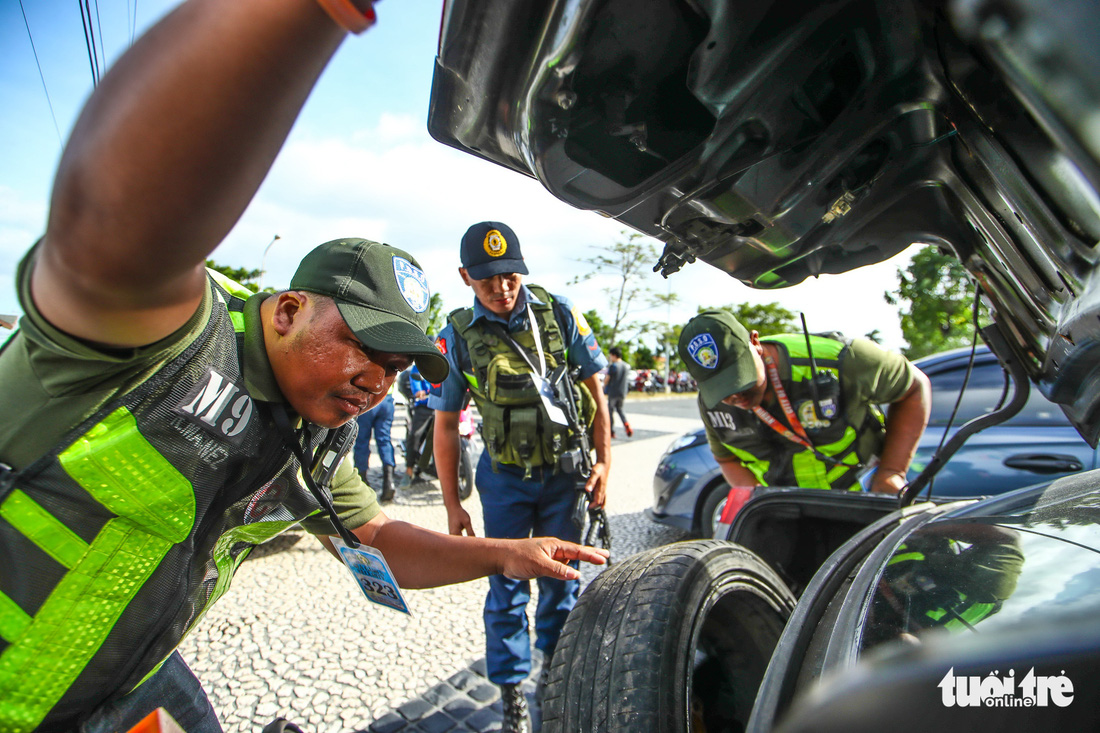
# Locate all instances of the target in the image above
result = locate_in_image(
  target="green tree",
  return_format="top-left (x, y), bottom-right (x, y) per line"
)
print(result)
top-left (426, 292), bottom-right (446, 337)
top-left (206, 259), bottom-right (265, 292)
top-left (633, 343), bottom-right (657, 369)
top-left (570, 231), bottom-right (674, 342)
top-left (885, 246), bottom-right (984, 359)
top-left (582, 309), bottom-right (617, 352)
top-left (702, 302), bottom-right (799, 337)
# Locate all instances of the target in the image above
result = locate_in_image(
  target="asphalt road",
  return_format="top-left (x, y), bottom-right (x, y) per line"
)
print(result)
top-left (179, 393), bottom-right (703, 733)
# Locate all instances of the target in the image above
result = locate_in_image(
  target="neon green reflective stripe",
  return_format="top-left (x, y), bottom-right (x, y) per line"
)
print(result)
top-left (791, 450), bottom-right (830, 489)
top-left (1, 490), bottom-right (88, 569)
top-left (206, 268), bottom-right (255, 300)
top-left (0, 407), bottom-right (195, 733)
top-left (797, 426), bottom-right (861, 489)
top-left (720, 443), bottom-right (769, 485)
top-left (229, 310), bottom-right (245, 332)
top-left (463, 370), bottom-right (479, 389)
top-left (825, 452), bottom-right (860, 487)
top-left (888, 551), bottom-right (925, 565)
top-left (942, 602), bottom-right (996, 631)
top-left (926, 607), bottom-right (947, 622)
top-left (767, 335), bottom-right (843, 383)
top-left (61, 408), bottom-right (196, 540)
top-left (0, 594), bottom-right (31, 644)
top-left (188, 519), bottom-right (300, 638)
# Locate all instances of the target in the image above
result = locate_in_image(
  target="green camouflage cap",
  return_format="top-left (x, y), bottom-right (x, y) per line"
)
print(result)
top-left (678, 309), bottom-right (757, 409)
top-left (291, 238), bottom-right (449, 383)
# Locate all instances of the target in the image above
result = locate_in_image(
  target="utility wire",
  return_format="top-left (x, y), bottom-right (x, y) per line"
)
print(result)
top-left (18, 0), bottom-right (63, 147)
top-left (94, 0), bottom-right (107, 69)
top-left (78, 0), bottom-right (100, 87)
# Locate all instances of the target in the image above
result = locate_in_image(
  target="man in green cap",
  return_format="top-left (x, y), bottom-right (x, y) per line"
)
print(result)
top-left (0, 2), bottom-right (607, 731)
top-left (678, 309), bottom-right (930, 495)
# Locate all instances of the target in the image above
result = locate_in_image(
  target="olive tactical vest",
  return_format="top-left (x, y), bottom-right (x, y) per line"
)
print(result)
top-left (704, 334), bottom-right (885, 490)
top-left (0, 274), bottom-right (347, 732)
top-left (449, 286), bottom-right (595, 473)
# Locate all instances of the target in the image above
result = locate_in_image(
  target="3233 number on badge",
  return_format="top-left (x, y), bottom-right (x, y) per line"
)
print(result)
top-left (331, 537), bottom-right (411, 615)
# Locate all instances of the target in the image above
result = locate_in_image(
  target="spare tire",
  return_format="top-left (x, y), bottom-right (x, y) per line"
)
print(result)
top-left (541, 540), bottom-right (796, 733)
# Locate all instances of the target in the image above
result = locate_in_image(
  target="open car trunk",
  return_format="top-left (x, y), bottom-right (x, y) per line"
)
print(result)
top-left (724, 488), bottom-right (902, 596)
top-left (429, 0), bottom-right (1100, 445)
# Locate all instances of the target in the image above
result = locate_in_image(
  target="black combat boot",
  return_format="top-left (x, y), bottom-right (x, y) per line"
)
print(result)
top-left (499, 683), bottom-right (531, 733)
top-left (380, 465), bottom-right (395, 503)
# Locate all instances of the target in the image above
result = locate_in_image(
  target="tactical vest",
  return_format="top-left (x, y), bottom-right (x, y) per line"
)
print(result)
top-left (708, 333), bottom-right (885, 490)
top-left (0, 273), bottom-right (347, 732)
top-left (449, 285), bottom-right (595, 473)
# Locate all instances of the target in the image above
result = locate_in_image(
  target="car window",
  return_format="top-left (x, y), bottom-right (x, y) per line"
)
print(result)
top-left (927, 361), bottom-right (1070, 427)
top-left (859, 496), bottom-right (1100, 655)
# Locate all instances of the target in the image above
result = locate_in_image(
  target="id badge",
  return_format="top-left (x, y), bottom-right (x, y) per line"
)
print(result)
top-left (331, 537), bottom-right (411, 615)
top-left (532, 374), bottom-right (570, 426)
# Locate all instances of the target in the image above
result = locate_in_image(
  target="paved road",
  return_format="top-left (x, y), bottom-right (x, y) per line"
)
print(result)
top-left (179, 394), bottom-right (701, 733)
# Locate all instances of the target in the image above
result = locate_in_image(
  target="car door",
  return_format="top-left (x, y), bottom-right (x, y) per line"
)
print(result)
top-left (908, 353), bottom-right (1097, 499)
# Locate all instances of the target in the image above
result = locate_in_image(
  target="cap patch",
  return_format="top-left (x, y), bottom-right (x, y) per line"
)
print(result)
top-left (483, 229), bottom-right (508, 258)
top-left (393, 256), bottom-right (430, 313)
top-left (688, 333), bottom-right (720, 369)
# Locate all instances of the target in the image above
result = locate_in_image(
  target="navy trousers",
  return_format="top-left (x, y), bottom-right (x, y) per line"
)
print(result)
top-left (354, 394), bottom-right (396, 470)
top-left (475, 452), bottom-right (582, 684)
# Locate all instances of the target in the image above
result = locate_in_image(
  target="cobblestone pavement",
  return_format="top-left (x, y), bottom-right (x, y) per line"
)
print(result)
top-left (179, 396), bottom-right (699, 733)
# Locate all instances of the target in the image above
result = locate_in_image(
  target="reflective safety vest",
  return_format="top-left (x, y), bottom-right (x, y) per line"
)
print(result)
top-left (707, 333), bottom-right (885, 490)
top-left (0, 273), bottom-right (344, 732)
top-left (449, 285), bottom-right (595, 474)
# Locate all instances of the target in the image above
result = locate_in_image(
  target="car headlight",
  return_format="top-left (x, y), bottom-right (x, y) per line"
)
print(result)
top-left (660, 432), bottom-right (706, 461)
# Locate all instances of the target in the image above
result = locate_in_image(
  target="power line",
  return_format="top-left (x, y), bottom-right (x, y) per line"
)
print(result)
top-left (94, 0), bottom-right (107, 68)
top-left (78, 0), bottom-right (101, 87)
top-left (17, 0), bottom-right (63, 147)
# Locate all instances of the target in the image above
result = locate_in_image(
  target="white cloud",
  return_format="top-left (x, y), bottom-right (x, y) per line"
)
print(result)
top-left (1, 113), bottom-right (914, 352)
top-left (216, 114), bottom-right (914, 349)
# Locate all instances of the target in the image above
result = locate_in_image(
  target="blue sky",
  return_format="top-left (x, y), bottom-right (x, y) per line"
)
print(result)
top-left (1, 0), bottom-right (913, 349)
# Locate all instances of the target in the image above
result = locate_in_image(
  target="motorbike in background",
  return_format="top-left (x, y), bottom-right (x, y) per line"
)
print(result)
top-left (404, 405), bottom-right (477, 500)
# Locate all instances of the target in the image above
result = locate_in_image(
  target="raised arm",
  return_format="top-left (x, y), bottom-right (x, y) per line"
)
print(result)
top-left (871, 368), bottom-right (932, 494)
top-left (34, 0), bottom-right (348, 347)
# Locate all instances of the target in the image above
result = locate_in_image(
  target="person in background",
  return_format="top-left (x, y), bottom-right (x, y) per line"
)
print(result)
top-left (354, 383), bottom-right (397, 502)
top-left (397, 363), bottom-right (433, 489)
top-left (604, 345), bottom-right (633, 438)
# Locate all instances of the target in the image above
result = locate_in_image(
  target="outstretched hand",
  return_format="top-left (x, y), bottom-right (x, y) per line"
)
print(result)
top-left (501, 537), bottom-right (610, 581)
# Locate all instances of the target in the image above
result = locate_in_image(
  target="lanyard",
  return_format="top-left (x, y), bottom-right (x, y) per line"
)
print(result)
top-left (525, 304), bottom-right (547, 378)
top-left (271, 404), bottom-right (361, 548)
top-left (752, 354), bottom-right (814, 450)
top-left (750, 354), bottom-right (861, 470)
top-left (486, 314), bottom-right (572, 427)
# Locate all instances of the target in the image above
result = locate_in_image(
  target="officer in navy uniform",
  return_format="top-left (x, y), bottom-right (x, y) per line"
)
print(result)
top-left (431, 221), bottom-right (612, 733)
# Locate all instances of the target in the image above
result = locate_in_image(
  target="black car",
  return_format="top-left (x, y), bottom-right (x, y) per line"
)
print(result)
top-left (428, 0), bottom-right (1100, 729)
top-left (651, 345), bottom-right (1099, 538)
